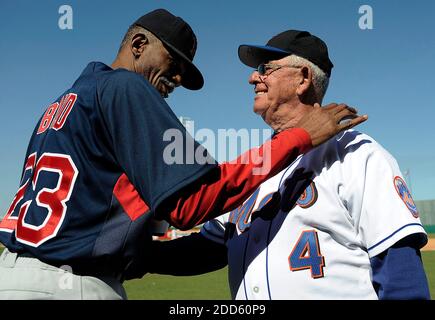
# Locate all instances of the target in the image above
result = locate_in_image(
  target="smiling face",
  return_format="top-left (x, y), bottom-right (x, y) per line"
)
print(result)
top-left (113, 27), bottom-right (187, 99)
top-left (134, 37), bottom-right (186, 98)
top-left (248, 56), bottom-right (312, 131)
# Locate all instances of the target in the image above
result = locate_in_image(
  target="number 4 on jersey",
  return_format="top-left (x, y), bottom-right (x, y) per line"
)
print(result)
top-left (289, 230), bottom-right (325, 278)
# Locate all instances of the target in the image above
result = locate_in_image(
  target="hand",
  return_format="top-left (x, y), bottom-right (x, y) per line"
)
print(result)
top-left (296, 103), bottom-right (368, 147)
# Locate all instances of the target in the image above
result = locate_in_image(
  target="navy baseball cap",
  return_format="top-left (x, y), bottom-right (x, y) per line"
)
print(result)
top-left (238, 30), bottom-right (334, 77)
top-left (134, 9), bottom-right (204, 90)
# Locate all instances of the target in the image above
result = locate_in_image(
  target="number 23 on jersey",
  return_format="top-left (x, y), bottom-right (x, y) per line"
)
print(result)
top-left (0, 152), bottom-right (78, 247)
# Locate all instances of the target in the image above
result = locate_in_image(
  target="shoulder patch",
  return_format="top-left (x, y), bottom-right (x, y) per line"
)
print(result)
top-left (394, 176), bottom-right (419, 218)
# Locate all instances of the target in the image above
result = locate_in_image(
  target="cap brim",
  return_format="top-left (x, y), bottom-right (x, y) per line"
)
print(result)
top-left (238, 45), bottom-right (292, 68)
top-left (161, 40), bottom-right (204, 90)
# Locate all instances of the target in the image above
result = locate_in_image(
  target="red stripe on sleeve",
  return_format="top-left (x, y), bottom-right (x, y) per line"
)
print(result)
top-left (113, 173), bottom-right (150, 221)
top-left (160, 128), bottom-right (312, 229)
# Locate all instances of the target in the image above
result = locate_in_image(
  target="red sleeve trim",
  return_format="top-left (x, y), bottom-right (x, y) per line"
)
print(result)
top-left (286, 128), bottom-right (312, 154)
top-left (162, 127), bottom-right (313, 229)
top-left (113, 173), bottom-right (150, 221)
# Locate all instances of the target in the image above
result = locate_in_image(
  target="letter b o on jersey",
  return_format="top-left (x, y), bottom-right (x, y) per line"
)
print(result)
top-left (37, 93), bottom-right (77, 134)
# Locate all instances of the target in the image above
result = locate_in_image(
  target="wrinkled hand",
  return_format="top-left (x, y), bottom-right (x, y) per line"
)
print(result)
top-left (296, 103), bottom-right (368, 147)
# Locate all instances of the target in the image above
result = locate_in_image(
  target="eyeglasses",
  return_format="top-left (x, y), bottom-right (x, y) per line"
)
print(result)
top-left (257, 63), bottom-right (301, 77)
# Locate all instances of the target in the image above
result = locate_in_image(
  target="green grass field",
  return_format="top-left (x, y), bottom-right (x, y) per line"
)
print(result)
top-left (0, 246), bottom-right (434, 299)
top-left (125, 268), bottom-right (231, 300)
top-left (423, 251), bottom-right (435, 297)
top-left (124, 251), bottom-right (435, 299)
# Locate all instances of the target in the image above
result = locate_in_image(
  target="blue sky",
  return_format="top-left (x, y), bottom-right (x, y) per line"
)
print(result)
top-left (0, 0), bottom-right (434, 216)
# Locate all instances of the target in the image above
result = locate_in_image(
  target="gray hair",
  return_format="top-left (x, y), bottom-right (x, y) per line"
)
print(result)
top-left (285, 55), bottom-right (330, 103)
top-left (118, 24), bottom-right (159, 53)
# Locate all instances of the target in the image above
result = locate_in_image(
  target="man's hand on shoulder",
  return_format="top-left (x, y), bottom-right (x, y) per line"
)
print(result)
top-left (295, 103), bottom-right (368, 147)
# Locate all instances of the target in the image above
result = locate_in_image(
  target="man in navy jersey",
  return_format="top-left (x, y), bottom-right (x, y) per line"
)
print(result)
top-left (0, 9), bottom-right (366, 299)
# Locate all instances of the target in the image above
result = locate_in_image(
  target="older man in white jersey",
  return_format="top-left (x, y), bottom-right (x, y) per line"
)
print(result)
top-left (198, 30), bottom-right (430, 300)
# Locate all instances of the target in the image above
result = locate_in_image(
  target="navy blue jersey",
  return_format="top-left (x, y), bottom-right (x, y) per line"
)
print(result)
top-left (0, 62), bottom-right (216, 276)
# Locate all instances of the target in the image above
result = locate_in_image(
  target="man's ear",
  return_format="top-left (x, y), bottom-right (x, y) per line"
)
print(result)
top-left (130, 33), bottom-right (149, 58)
top-left (296, 66), bottom-right (313, 96)
top-left (297, 66), bottom-right (318, 105)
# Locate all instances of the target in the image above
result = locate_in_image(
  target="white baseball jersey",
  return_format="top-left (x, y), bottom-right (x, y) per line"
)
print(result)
top-left (202, 130), bottom-right (427, 300)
